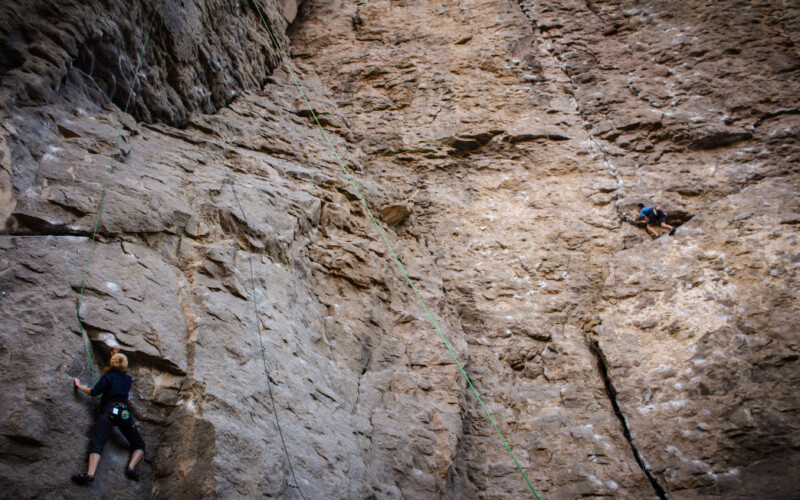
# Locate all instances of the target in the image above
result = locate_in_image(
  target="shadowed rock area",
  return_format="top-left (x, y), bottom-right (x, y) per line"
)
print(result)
top-left (1, 0), bottom-right (798, 498)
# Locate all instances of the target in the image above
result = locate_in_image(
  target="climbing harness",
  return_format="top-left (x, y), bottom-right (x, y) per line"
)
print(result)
top-left (71, 0), bottom-right (542, 494)
top-left (248, 1), bottom-right (541, 497)
top-left (74, 0), bottom-right (166, 386)
top-left (226, 177), bottom-right (307, 499)
top-left (72, 1), bottom-right (307, 494)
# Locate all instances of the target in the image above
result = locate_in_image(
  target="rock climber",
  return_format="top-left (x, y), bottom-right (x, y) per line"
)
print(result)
top-left (637, 203), bottom-right (675, 238)
top-left (71, 346), bottom-right (146, 485)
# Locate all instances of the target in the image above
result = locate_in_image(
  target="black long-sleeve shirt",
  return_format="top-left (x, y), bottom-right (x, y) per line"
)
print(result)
top-left (90, 372), bottom-right (132, 409)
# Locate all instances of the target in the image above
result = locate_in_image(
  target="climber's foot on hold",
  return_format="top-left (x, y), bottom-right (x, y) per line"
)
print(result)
top-left (669, 227), bottom-right (676, 235)
top-left (71, 473), bottom-right (94, 485)
top-left (125, 467), bottom-right (140, 481)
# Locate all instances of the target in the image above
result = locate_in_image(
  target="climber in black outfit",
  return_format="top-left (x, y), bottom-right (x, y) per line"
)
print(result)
top-left (72, 346), bottom-right (145, 485)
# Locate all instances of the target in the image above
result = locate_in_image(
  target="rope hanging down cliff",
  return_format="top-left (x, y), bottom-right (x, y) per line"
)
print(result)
top-left (247, 0), bottom-right (541, 497)
top-left (74, 0), bottom-right (166, 386)
top-left (71, 1), bottom-right (308, 493)
top-left (226, 177), bottom-right (308, 499)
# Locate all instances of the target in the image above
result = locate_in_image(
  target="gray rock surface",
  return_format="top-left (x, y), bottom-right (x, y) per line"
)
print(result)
top-left (0, 0), bottom-right (289, 124)
top-left (1, 0), bottom-right (798, 498)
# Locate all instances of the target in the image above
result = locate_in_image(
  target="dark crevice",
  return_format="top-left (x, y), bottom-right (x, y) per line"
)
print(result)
top-left (517, 0), bottom-right (702, 240)
top-left (443, 397), bottom-right (480, 498)
top-left (515, 0), bottom-right (627, 223)
top-left (753, 106), bottom-right (800, 128)
top-left (4, 213), bottom-right (95, 237)
top-left (2, 213), bottom-right (170, 240)
top-left (83, 324), bottom-right (187, 377)
top-left (587, 335), bottom-right (668, 500)
top-left (622, 212), bottom-right (692, 229)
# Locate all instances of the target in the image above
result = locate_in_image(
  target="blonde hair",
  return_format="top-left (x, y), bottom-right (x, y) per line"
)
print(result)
top-left (108, 353), bottom-right (128, 373)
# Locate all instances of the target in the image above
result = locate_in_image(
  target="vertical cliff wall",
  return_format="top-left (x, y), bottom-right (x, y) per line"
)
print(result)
top-left (1, 0), bottom-right (798, 498)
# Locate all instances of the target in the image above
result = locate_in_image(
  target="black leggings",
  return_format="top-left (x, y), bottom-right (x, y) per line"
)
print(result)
top-left (88, 412), bottom-right (146, 455)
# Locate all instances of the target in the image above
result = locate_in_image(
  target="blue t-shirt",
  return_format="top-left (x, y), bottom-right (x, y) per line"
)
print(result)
top-left (90, 372), bottom-right (132, 408)
top-left (640, 206), bottom-right (656, 218)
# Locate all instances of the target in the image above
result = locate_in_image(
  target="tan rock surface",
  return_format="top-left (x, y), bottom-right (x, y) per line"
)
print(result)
top-left (0, 0), bottom-right (798, 498)
top-left (292, 0), bottom-right (799, 497)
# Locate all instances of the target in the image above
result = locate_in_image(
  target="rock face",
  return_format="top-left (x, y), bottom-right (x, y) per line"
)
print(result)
top-left (0, 0), bottom-right (798, 499)
top-left (0, 0), bottom-right (292, 124)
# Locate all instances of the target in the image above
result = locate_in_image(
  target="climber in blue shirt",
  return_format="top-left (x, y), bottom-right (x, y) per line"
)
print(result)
top-left (638, 203), bottom-right (675, 238)
top-left (71, 346), bottom-right (146, 485)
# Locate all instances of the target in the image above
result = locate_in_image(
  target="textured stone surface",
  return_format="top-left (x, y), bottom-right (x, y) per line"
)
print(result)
top-left (292, 0), bottom-right (799, 497)
top-left (1, 0), bottom-right (798, 498)
top-left (0, 0), bottom-right (289, 125)
top-left (596, 177), bottom-right (800, 498)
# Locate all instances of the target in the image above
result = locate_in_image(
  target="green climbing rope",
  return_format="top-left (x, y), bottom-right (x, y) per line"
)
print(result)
top-left (73, 4), bottom-right (309, 494)
top-left (75, 0), bottom-right (165, 384)
top-left (247, 1), bottom-right (541, 497)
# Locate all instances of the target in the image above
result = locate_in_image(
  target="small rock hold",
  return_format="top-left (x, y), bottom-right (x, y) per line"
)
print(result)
top-left (380, 204), bottom-right (412, 226)
top-left (56, 123), bottom-right (81, 138)
top-left (691, 126), bottom-right (752, 149)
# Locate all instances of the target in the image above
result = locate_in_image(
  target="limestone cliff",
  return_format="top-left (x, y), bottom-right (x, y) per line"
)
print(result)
top-left (1, 0), bottom-right (798, 499)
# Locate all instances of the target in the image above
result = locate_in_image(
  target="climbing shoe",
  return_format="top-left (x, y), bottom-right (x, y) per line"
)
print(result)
top-left (125, 467), bottom-right (140, 481)
top-left (71, 473), bottom-right (94, 485)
